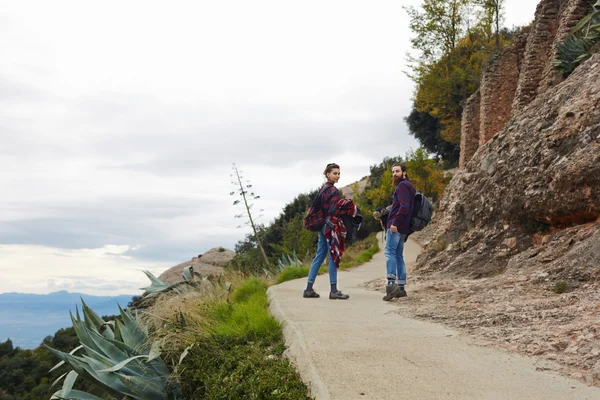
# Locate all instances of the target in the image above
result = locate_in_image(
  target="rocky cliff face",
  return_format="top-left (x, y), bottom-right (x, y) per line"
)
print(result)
top-left (406, 1), bottom-right (600, 385)
top-left (460, 0), bottom-right (594, 167)
top-left (417, 52), bottom-right (600, 282)
top-left (437, 0), bottom-right (599, 283)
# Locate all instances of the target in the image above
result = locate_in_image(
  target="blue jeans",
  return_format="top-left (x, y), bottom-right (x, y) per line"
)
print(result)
top-left (307, 227), bottom-right (337, 285)
top-left (384, 229), bottom-right (407, 285)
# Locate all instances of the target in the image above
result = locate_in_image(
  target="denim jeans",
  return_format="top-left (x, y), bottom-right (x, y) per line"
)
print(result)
top-left (384, 229), bottom-right (407, 285)
top-left (307, 227), bottom-right (337, 285)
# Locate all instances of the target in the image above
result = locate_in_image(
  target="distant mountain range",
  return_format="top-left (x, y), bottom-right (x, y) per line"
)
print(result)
top-left (0, 290), bottom-right (134, 349)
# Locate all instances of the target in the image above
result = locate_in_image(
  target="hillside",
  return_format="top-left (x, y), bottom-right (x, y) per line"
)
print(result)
top-left (404, 0), bottom-right (600, 386)
top-left (157, 246), bottom-right (235, 284)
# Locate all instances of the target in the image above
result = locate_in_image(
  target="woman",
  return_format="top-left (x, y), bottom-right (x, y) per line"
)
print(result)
top-left (303, 163), bottom-right (350, 300)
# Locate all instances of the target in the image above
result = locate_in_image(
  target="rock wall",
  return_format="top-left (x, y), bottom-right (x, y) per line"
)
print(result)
top-left (511, 0), bottom-right (564, 112)
top-left (418, 54), bottom-right (600, 278)
top-left (459, 0), bottom-right (594, 167)
top-left (479, 31), bottom-right (529, 145)
top-left (537, 0), bottom-right (592, 96)
top-left (459, 91), bottom-right (481, 168)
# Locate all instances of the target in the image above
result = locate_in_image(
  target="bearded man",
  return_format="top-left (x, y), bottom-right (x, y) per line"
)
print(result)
top-left (382, 163), bottom-right (415, 301)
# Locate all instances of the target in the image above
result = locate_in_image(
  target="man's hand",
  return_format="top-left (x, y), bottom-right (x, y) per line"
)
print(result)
top-left (390, 225), bottom-right (398, 233)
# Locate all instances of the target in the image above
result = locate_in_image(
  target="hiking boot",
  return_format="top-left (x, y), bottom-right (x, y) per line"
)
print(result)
top-left (382, 284), bottom-right (401, 301)
top-left (395, 287), bottom-right (407, 298)
top-left (303, 289), bottom-right (320, 298)
top-left (329, 290), bottom-right (349, 300)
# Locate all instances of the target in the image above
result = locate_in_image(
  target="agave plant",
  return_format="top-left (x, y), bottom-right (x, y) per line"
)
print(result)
top-left (552, 0), bottom-right (600, 76)
top-left (277, 251), bottom-right (303, 270)
top-left (262, 251), bottom-right (304, 277)
top-left (46, 299), bottom-right (179, 399)
top-left (140, 266), bottom-right (230, 299)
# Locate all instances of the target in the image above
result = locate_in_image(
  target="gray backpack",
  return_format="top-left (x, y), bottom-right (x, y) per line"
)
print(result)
top-left (410, 191), bottom-right (432, 232)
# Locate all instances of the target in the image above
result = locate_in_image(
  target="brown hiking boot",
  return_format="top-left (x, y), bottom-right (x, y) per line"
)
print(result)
top-left (303, 289), bottom-right (320, 298)
top-left (383, 284), bottom-right (401, 301)
top-left (395, 287), bottom-right (407, 298)
top-left (329, 290), bottom-right (349, 300)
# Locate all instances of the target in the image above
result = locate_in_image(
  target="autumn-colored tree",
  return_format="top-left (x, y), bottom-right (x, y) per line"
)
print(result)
top-left (414, 34), bottom-right (490, 144)
top-left (404, 148), bottom-right (448, 203)
top-left (404, 0), bottom-right (509, 158)
top-left (366, 169), bottom-right (394, 207)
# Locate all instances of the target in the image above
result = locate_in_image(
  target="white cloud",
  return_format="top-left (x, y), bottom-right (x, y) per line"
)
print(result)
top-left (0, 0), bottom-right (541, 295)
top-left (0, 244), bottom-right (169, 295)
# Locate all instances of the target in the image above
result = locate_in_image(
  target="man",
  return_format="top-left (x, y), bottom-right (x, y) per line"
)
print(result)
top-left (382, 163), bottom-right (415, 301)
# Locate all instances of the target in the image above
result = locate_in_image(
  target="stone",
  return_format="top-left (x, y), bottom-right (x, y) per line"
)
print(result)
top-left (503, 237), bottom-right (517, 249)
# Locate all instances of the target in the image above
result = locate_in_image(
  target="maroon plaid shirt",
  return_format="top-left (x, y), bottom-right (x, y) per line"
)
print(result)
top-left (387, 178), bottom-right (416, 234)
top-left (319, 182), bottom-right (340, 218)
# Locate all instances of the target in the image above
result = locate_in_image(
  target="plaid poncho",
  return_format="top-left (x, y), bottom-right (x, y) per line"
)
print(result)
top-left (324, 198), bottom-right (357, 268)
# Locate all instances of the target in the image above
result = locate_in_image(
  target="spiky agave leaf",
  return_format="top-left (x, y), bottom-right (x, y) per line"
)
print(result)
top-left (68, 311), bottom-right (103, 355)
top-left (142, 270), bottom-right (166, 286)
top-left (81, 355), bottom-right (141, 398)
top-left (46, 299), bottom-right (176, 400)
top-left (51, 389), bottom-right (104, 400)
top-left (45, 347), bottom-right (134, 399)
top-left (100, 335), bottom-right (170, 377)
top-left (97, 355), bottom-right (150, 373)
top-left (181, 265), bottom-right (194, 280)
top-left (84, 328), bottom-right (129, 363)
top-left (81, 298), bottom-right (115, 340)
top-left (117, 305), bottom-right (147, 349)
top-left (116, 373), bottom-right (168, 400)
top-left (61, 370), bottom-right (78, 398)
top-left (49, 345), bottom-right (84, 373)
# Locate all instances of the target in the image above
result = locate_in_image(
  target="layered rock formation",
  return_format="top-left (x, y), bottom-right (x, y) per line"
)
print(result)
top-left (410, 0), bottom-right (600, 385)
top-left (158, 247), bottom-right (234, 285)
top-left (460, 0), bottom-right (594, 168)
top-left (418, 51), bottom-right (600, 280)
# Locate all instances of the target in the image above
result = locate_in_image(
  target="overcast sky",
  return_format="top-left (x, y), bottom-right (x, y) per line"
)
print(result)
top-left (0, 0), bottom-right (539, 296)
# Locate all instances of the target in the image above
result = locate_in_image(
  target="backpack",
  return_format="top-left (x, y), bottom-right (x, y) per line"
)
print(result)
top-left (409, 191), bottom-right (432, 233)
top-left (375, 191), bottom-right (432, 234)
top-left (341, 206), bottom-right (363, 244)
top-left (303, 185), bottom-right (329, 231)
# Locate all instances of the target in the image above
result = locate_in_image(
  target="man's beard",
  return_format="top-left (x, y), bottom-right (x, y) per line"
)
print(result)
top-left (393, 176), bottom-right (402, 185)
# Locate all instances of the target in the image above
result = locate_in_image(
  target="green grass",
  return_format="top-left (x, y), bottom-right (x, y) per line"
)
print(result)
top-left (339, 243), bottom-right (380, 269)
top-left (177, 278), bottom-right (313, 399)
top-left (276, 266), bottom-right (311, 284)
top-left (210, 279), bottom-right (281, 345)
top-left (230, 277), bottom-right (268, 303)
top-left (275, 234), bottom-right (380, 284)
top-left (165, 235), bottom-right (381, 398)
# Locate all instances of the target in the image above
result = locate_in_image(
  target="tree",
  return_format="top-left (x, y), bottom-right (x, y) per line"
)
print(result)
top-left (414, 33), bottom-right (490, 144)
top-left (405, 104), bottom-right (459, 163)
top-left (404, 148), bottom-right (448, 203)
top-left (404, 0), bottom-right (468, 68)
top-left (231, 163), bottom-right (269, 267)
top-left (480, 0), bottom-right (505, 48)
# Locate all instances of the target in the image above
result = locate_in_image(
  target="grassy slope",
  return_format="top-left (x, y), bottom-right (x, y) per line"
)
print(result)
top-left (276, 233), bottom-right (380, 284)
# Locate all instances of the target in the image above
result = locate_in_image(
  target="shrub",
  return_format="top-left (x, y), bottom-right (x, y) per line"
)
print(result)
top-left (552, 281), bottom-right (569, 294)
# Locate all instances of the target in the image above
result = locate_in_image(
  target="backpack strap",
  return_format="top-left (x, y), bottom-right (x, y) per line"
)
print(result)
top-left (315, 183), bottom-right (332, 213)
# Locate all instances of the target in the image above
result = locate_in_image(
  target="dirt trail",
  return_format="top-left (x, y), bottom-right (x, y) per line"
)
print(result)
top-left (268, 238), bottom-right (600, 400)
